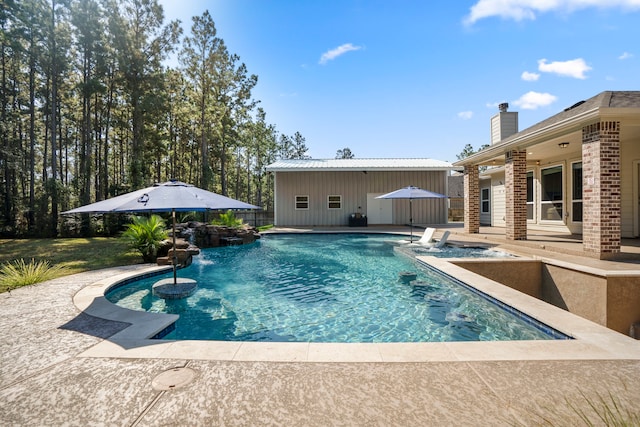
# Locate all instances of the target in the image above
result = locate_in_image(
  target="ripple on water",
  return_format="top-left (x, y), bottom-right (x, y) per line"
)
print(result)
top-left (106, 234), bottom-right (555, 343)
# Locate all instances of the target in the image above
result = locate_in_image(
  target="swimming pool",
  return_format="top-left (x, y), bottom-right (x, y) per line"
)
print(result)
top-left (106, 233), bottom-right (565, 343)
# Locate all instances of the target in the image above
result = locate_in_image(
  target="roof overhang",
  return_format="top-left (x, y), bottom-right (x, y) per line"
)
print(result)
top-left (266, 166), bottom-right (456, 172)
top-left (453, 106), bottom-right (640, 167)
top-left (266, 158), bottom-right (459, 173)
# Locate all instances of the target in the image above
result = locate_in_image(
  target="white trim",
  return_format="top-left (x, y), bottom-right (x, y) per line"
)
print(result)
top-left (273, 173), bottom-right (278, 225)
top-left (327, 195), bottom-right (342, 210)
top-left (540, 164), bottom-right (564, 223)
top-left (295, 195), bottom-right (309, 210)
top-left (570, 160), bottom-right (583, 224)
top-left (481, 188), bottom-right (490, 214)
top-left (526, 170), bottom-right (536, 223)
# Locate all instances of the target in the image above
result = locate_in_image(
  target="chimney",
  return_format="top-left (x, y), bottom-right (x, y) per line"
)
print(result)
top-left (491, 102), bottom-right (518, 145)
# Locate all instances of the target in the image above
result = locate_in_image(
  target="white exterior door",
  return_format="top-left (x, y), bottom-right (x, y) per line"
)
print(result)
top-left (367, 193), bottom-right (393, 224)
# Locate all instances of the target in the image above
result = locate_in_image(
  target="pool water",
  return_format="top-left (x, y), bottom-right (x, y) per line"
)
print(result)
top-left (107, 233), bottom-right (561, 343)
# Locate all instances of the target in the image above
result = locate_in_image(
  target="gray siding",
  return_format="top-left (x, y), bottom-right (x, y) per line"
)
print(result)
top-left (490, 112), bottom-right (518, 145)
top-left (274, 170), bottom-right (448, 226)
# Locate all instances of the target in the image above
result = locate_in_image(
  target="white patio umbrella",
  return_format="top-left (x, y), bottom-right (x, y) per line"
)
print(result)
top-left (376, 186), bottom-right (447, 242)
top-left (62, 180), bottom-right (261, 284)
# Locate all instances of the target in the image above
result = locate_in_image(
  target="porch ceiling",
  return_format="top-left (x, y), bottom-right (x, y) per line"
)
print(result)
top-left (474, 121), bottom-right (640, 167)
top-left (477, 130), bottom-right (583, 166)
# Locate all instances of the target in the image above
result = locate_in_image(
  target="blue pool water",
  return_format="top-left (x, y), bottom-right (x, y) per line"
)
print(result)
top-left (106, 233), bottom-right (564, 343)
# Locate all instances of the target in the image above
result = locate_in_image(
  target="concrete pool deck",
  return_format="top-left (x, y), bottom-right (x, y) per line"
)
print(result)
top-left (2, 229), bottom-right (640, 425)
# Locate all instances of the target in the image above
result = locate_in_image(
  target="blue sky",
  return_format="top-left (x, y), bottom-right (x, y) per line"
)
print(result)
top-left (158, 0), bottom-right (640, 163)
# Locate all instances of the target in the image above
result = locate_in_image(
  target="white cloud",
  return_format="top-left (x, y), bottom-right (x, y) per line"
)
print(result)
top-left (464, 0), bottom-right (640, 25)
top-left (619, 51), bottom-right (634, 60)
top-left (512, 91), bottom-right (558, 110)
top-left (319, 43), bottom-right (362, 65)
top-left (458, 111), bottom-right (474, 120)
top-left (521, 71), bottom-right (540, 81)
top-left (538, 58), bottom-right (591, 79)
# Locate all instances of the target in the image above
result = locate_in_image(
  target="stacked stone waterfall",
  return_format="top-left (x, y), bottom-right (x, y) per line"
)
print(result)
top-left (155, 221), bottom-right (261, 267)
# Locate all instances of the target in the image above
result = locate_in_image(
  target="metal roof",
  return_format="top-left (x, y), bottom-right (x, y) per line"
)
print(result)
top-left (266, 158), bottom-right (454, 172)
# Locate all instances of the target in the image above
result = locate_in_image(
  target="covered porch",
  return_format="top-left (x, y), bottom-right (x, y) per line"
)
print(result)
top-left (453, 91), bottom-right (640, 260)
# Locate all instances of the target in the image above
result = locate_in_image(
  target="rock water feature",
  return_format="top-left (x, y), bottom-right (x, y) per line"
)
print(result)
top-left (155, 221), bottom-right (261, 267)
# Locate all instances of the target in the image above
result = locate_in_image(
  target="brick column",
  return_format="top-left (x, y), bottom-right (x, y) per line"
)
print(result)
top-left (463, 165), bottom-right (480, 234)
top-left (505, 150), bottom-right (527, 240)
top-left (582, 121), bottom-right (621, 259)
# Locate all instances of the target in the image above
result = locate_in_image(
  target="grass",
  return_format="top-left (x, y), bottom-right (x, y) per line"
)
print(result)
top-left (511, 388), bottom-right (640, 426)
top-left (0, 224), bottom-right (272, 293)
top-left (0, 237), bottom-right (142, 293)
top-left (0, 259), bottom-right (65, 292)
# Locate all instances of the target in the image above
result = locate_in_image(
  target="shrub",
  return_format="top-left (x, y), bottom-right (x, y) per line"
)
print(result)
top-left (121, 215), bottom-right (169, 263)
top-left (0, 258), bottom-right (64, 292)
top-left (212, 210), bottom-right (244, 228)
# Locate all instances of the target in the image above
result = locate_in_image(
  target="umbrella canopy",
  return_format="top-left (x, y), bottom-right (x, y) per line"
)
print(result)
top-left (62, 180), bottom-right (261, 285)
top-left (62, 180), bottom-right (260, 214)
top-left (376, 186), bottom-right (447, 201)
top-left (376, 186), bottom-right (447, 242)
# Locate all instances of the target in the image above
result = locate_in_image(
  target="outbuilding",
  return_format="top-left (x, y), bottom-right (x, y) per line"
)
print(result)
top-left (265, 158), bottom-right (454, 227)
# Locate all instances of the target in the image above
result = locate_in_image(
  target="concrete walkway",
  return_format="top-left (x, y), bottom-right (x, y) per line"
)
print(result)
top-left (2, 253), bottom-right (640, 425)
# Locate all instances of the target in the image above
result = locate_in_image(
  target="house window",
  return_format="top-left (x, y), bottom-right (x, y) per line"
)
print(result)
top-left (540, 165), bottom-right (563, 221)
top-left (327, 195), bottom-right (342, 209)
top-left (295, 195), bottom-right (309, 210)
top-left (572, 162), bottom-right (582, 222)
top-left (526, 171), bottom-right (534, 220)
top-left (481, 188), bottom-right (490, 214)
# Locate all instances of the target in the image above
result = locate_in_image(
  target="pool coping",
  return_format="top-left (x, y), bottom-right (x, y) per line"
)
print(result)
top-left (73, 252), bottom-right (640, 363)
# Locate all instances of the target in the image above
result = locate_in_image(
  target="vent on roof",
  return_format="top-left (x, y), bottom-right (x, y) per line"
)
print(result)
top-left (564, 100), bottom-right (586, 112)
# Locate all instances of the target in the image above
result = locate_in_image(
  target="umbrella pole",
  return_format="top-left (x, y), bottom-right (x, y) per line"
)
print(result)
top-left (172, 209), bottom-right (177, 285)
top-left (409, 200), bottom-right (413, 242)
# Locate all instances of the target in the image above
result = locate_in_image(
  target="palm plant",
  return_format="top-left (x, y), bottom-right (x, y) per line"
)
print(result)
top-left (121, 215), bottom-right (169, 263)
top-left (212, 210), bottom-right (244, 228)
top-left (0, 259), bottom-right (64, 292)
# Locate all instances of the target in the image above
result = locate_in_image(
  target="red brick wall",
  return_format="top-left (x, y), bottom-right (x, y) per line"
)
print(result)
top-left (505, 150), bottom-right (527, 240)
top-left (582, 121), bottom-right (621, 258)
top-left (463, 165), bottom-right (480, 233)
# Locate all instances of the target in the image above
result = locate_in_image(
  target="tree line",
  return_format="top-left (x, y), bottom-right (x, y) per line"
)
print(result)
top-left (0, 0), bottom-right (311, 237)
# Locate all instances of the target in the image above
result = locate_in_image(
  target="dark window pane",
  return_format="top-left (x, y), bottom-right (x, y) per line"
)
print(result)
top-left (572, 202), bottom-right (583, 222)
top-left (542, 166), bottom-right (563, 201)
top-left (572, 163), bottom-right (582, 200)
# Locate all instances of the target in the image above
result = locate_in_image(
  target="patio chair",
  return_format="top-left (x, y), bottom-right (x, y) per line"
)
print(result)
top-left (416, 227), bottom-right (436, 245)
top-left (433, 231), bottom-right (450, 248)
top-left (397, 227), bottom-right (436, 245)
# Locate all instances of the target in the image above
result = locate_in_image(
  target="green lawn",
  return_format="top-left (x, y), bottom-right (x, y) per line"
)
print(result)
top-left (0, 237), bottom-right (142, 292)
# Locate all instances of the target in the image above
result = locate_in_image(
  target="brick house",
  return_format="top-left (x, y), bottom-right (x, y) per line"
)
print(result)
top-left (453, 91), bottom-right (640, 259)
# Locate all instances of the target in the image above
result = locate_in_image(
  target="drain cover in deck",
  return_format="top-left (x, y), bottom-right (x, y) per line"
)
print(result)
top-left (152, 367), bottom-right (196, 390)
